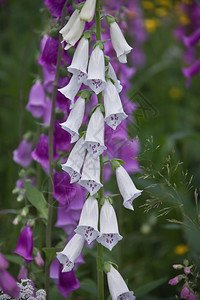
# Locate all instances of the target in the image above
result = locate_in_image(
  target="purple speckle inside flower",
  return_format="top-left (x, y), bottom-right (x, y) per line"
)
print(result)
top-left (86, 141), bottom-right (105, 157)
top-left (92, 79), bottom-right (102, 89)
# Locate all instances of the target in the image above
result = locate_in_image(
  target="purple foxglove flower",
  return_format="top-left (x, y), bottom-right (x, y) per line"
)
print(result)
top-left (107, 63), bottom-right (122, 93)
top-left (188, 292), bottom-right (197, 300)
top-left (107, 265), bottom-right (135, 300)
top-left (44, 0), bottom-right (66, 17)
top-left (0, 253), bottom-right (8, 271)
top-left (43, 66), bottom-right (55, 93)
top-left (0, 269), bottom-right (20, 298)
top-left (56, 88), bottom-right (70, 113)
top-left (78, 152), bottom-right (103, 196)
top-left (68, 186), bottom-right (86, 220)
top-left (116, 165), bottom-right (142, 210)
top-left (26, 81), bottom-right (46, 118)
top-left (79, 0), bottom-right (97, 22)
top-left (75, 196), bottom-right (99, 244)
top-left (86, 45), bottom-right (106, 94)
top-left (54, 121), bottom-right (71, 152)
top-left (184, 267), bottom-right (191, 274)
top-left (34, 251), bottom-right (44, 266)
top-left (58, 266), bottom-right (80, 298)
top-left (183, 28), bottom-right (200, 47)
top-left (103, 80), bottom-right (128, 130)
top-left (97, 199), bottom-right (122, 251)
top-left (85, 107), bottom-right (107, 157)
top-left (58, 75), bottom-right (82, 108)
top-left (42, 99), bottom-right (52, 125)
top-left (110, 21), bottom-right (133, 63)
top-left (62, 137), bottom-right (86, 183)
top-left (168, 276), bottom-right (180, 286)
top-left (55, 205), bottom-right (77, 235)
top-left (68, 37), bottom-right (89, 84)
top-left (32, 134), bottom-right (59, 170)
top-left (60, 97), bottom-right (85, 143)
top-left (13, 224), bottom-right (34, 263)
top-left (56, 234), bottom-right (85, 272)
top-left (17, 265), bottom-right (28, 281)
top-left (13, 139), bottom-right (33, 168)
top-left (38, 35), bottom-right (58, 69)
top-left (182, 59), bottom-right (200, 79)
top-left (180, 286), bottom-right (190, 298)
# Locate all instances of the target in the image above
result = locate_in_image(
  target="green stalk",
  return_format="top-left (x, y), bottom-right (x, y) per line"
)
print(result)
top-left (96, 0), bottom-right (104, 299)
top-left (45, 4), bottom-right (67, 299)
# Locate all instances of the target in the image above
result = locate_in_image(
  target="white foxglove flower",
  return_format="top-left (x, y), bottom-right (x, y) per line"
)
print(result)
top-left (56, 234), bottom-right (85, 272)
top-left (58, 75), bottom-right (82, 108)
top-left (116, 165), bottom-right (142, 210)
top-left (79, 0), bottom-right (97, 22)
top-left (107, 63), bottom-right (122, 93)
top-left (86, 45), bottom-right (106, 94)
top-left (75, 196), bottom-right (99, 244)
top-left (107, 265), bottom-right (136, 300)
top-left (85, 107), bottom-right (107, 157)
top-left (97, 199), bottom-right (122, 251)
top-left (61, 137), bottom-right (86, 183)
top-left (103, 80), bottom-right (128, 130)
top-left (78, 152), bottom-right (103, 196)
top-left (110, 21), bottom-right (132, 63)
top-left (68, 37), bottom-right (89, 84)
top-left (60, 97), bottom-right (85, 143)
top-left (60, 11), bottom-right (85, 50)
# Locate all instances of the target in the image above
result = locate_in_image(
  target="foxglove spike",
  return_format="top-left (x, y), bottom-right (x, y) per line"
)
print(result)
top-left (79, 0), bottom-right (97, 22)
top-left (60, 97), bottom-right (85, 143)
top-left (116, 165), bottom-right (142, 210)
top-left (107, 265), bottom-right (136, 300)
top-left (75, 196), bottom-right (99, 244)
top-left (85, 107), bottom-right (107, 157)
top-left (78, 152), bottom-right (102, 196)
top-left (62, 137), bottom-right (86, 183)
top-left (13, 224), bottom-right (34, 263)
top-left (107, 63), bottom-right (123, 93)
top-left (86, 45), bottom-right (106, 94)
top-left (110, 21), bottom-right (133, 63)
top-left (68, 37), bottom-right (89, 84)
top-left (97, 199), bottom-right (122, 251)
top-left (58, 75), bottom-right (82, 108)
top-left (103, 80), bottom-right (128, 130)
top-left (56, 234), bottom-right (85, 272)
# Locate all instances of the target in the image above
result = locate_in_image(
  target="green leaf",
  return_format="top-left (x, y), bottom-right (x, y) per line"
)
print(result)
top-left (4, 254), bottom-right (24, 265)
top-left (24, 181), bottom-right (48, 220)
top-left (42, 247), bottom-right (62, 266)
top-left (80, 278), bottom-right (97, 296)
top-left (134, 277), bottom-right (168, 297)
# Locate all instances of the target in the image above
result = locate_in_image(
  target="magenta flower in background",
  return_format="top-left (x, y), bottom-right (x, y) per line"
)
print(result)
top-left (0, 252), bottom-right (9, 270)
top-left (38, 35), bottom-right (59, 69)
top-left (13, 224), bottom-right (34, 263)
top-left (168, 276), bottom-right (180, 286)
top-left (54, 121), bottom-right (71, 152)
top-left (17, 265), bottom-right (28, 281)
top-left (55, 205), bottom-right (77, 235)
top-left (13, 139), bottom-right (33, 168)
top-left (0, 270), bottom-right (20, 298)
top-left (34, 251), bottom-right (44, 267)
top-left (182, 59), bottom-right (200, 87)
top-left (26, 81), bottom-right (46, 118)
top-left (44, 0), bottom-right (67, 17)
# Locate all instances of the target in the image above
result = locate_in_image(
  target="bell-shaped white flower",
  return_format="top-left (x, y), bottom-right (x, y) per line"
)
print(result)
top-left (60, 11), bottom-right (85, 50)
top-left (110, 21), bottom-right (132, 63)
top-left (74, 196), bottom-right (99, 244)
top-left (107, 265), bottom-right (136, 300)
top-left (61, 137), bottom-right (86, 183)
top-left (85, 107), bottom-right (107, 157)
top-left (68, 37), bottom-right (89, 84)
top-left (86, 45), bottom-right (106, 95)
top-left (79, 0), bottom-right (97, 22)
top-left (97, 199), bottom-right (122, 251)
top-left (107, 63), bottom-right (122, 93)
top-left (116, 165), bottom-right (142, 211)
top-left (78, 152), bottom-right (103, 196)
top-left (58, 75), bottom-right (82, 109)
top-left (103, 80), bottom-right (128, 130)
top-left (56, 234), bottom-right (85, 272)
top-left (60, 97), bottom-right (85, 143)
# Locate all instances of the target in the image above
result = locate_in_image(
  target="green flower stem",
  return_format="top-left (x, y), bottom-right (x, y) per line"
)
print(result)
top-left (96, 0), bottom-right (104, 299)
top-left (45, 3), bottom-right (68, 299)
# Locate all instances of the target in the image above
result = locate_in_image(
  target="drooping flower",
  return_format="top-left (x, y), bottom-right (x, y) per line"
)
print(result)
top-left (13, 224), bottom-right (34, 263)
top-left (34, 251), bottom-right (44, 267)
top-left (0, 253), bottom-right (9, 271)
top-left (0, 270), bottom-right (20, 298)
top-left (60, 97), bottom-right (85, 143)
top-left (182, 28), bottom-right (200, 47)
top-left (26, 81), bottom-right (46, 118)
top-left (75, 196), bottom-right (99, 244)
top-left (86, 45), bottom-right (106, 94)
top-left (17, 265), bottom-right (28, 281)
top-left (107, 62), bottom-right (123, 93)
top-left (107, 265), bottom-right (135, 300)
top-left (56, 234), bottom-right (85, 272)
top-left (85, 107), bottom-right (107, 157)
top-left (44, 0), bottom-right (67, 17)
top-left (109, 20), bottom-right (133, 63)
top-left (116, 165), bottom-right (142, 210)
top-left (58, 75), bottom-right (82, 108)
top-left (38, 35), bottom-right (58, 70)
top-left (97, 199), bottom-right (122, 251)
top-left (180, 286), bottom-right (190, 299)
top-left (78, 152), bottom-right (103, 196)
top-left (54, 121), bottom-right (71, 152)
top-left (103, 80), bottom-right (128, 130)
top-left (182, 59), bottom-right (200, 84)
top-left (13, 139), bottom-right (33, 168)
top-left (80, 0), bottom-right (97, 22)
top-left (168, 276), bottom-right (181, 286)
top-left (68, 36), bottom-right (89, 84)
top-left (62, 137), bottom-right (86, 183)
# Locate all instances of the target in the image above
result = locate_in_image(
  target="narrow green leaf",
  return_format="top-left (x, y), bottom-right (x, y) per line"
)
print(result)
top-left (42, 247), bottom-right (62, 266)
top-left (4, 254), bottom-right (24, 265)
top-left (134, 277), bottom-right (168, 297)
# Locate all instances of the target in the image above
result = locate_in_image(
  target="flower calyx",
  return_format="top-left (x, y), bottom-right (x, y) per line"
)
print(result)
top-left (110, 159), bottom-right (125, 171)
top-left (105, 14), bottom-right (117, 27)
top-left (104, 261), bottom-right (118, 274)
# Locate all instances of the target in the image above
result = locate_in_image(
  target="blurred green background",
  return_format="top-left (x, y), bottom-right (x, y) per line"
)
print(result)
top-left (0, 0), bottom-right (200, 299)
